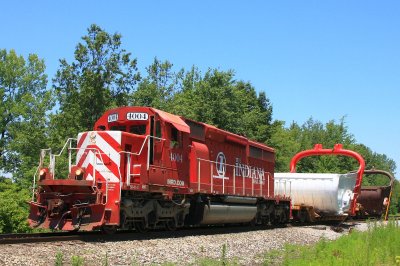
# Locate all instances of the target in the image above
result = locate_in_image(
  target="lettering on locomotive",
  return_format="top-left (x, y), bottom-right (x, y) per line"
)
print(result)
top-left (126, 112), bottom-right (148, 121)
top-left (235, 158), bottom-right (265, 184)
top-left (170, 152), bottom-right (183, 162)
top-left (166, 179), bottom-right (185, 186)
top-left (107, 113), bottom-right (118, 122)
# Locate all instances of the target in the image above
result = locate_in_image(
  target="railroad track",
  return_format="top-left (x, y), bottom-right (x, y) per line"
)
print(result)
top-left (0, 231), bottom-right (101, 244)
top-left (0, 224), bottom-right (268, 245)
top-left (2, 217), bottom-right (398, 245)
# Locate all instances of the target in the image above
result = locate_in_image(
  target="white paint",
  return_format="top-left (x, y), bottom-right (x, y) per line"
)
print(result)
top-left (274, 172), bottom-right (357, 215)
top-left (215, 152), bottom-right (226, 178)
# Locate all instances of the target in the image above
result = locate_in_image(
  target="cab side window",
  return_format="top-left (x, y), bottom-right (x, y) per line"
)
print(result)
top-left (155, 121), bottom-right (162, 138)
top-left (170, 126), bottom-right (181, 148)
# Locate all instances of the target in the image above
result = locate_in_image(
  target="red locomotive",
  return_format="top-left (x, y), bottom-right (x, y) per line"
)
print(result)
top-left (29, 107), bottom-right (291, 232)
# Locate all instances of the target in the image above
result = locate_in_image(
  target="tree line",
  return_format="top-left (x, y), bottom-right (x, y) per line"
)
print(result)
top-left (0, 24), bottom-right (398, 233)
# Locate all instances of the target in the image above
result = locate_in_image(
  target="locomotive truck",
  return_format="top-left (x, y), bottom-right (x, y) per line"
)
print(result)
top-left (28, 106), bottom-right (291, 232)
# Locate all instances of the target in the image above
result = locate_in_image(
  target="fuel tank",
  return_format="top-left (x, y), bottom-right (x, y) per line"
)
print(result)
top-left (200, 204), bottom-right (257, 224)
top-left (274, 172), bottom-right (358, 215)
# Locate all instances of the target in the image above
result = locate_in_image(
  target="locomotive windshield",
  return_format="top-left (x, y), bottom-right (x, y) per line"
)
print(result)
top-left (109, 123), bottom-right (147, 135)
top-left (129, 125), bottom-right (146, 135)
top-left (110, 125), bottom-right (127, 131)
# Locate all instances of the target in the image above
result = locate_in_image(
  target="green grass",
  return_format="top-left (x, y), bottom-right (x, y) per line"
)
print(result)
top-left (195, 243), bottom-right (240, 266)
top-left (264, 220), bottom-right (400, 266)
top-left (54, 252), bottom-right (63, 266)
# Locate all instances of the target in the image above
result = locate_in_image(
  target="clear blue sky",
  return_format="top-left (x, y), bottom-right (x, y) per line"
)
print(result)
top-left (1, 1), bottom-right (399, 178)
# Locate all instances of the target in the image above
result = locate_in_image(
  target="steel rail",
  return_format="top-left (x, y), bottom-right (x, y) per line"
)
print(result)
top-left (2, 216), bottom-right (399, 245)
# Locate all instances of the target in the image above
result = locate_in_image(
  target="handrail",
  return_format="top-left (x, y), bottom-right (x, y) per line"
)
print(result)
top-left (31, 165), bottom-right (40, 201)
top-left (289, 143), bottom-right (366, 216)
top-left (53, 138), bottom-right (78, 157)
top-left (38, 138), bottom-right (77, 176)
top-left (34, 134), bottom-right (167, 205)
top-left (362, 169), bottom-right (395, 187)
top-left (197, 157), bottom-right (236, 168)
top-left (68, 147), bottom-right (106, 183)
top-left (196, 157), bottom-right (267, 197)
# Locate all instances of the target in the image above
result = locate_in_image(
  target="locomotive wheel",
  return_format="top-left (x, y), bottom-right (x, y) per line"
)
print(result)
top-left (249, 218), bottom-right (256, 227)
top-left (101, 225), bottom-right (117, 234)
top-left (120, 210), bottom-right (128, 230)
top-left (166, 219), bottom-right (177, 231)
top-left (134, 221), bottom-right (148, 233)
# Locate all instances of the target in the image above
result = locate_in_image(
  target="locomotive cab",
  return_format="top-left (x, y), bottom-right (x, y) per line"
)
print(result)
top-left (29, 107), bottom-right (192, 231)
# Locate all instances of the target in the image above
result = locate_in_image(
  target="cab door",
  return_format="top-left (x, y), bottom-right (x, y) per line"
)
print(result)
top-left (165, 123), bottom-right (189, 189)
top-left (148, 115), bottom-right (165, 185)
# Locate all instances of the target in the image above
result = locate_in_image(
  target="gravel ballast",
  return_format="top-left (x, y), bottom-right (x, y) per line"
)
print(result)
top-left (0, 223), bottom-right (370, 265)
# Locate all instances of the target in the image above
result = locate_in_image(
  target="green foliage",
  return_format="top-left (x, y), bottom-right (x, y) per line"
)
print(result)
top-left (55, 252), bottom-right (64, 266)
top-left (193, 244), bottom-right (241, 266)
top-left (103, 252), bottom-right (109, 266)
top-left (133, 57), bottom-right (179, 110)
top-left (71, 255), bottom-right (84, 266)
top-left (0, 177), bottom-right (31, 233)
top-left (172, 68), bottom-right (273, 142)
top-left (270, 117), bottom-right (395, 174)
top-left (52, 24), bottom-right (140, 140)
top-left (221, 243), bottom-right (227, 266)
top-left (269, 120), bottom-right (301, 172)
top-left (288, 117), bottom-right (357, 173)
top-left (0, 49), bottom-right (52, 185)
top-left (265, 220), bottom-right (400, 265)
top-left (389, 180), bottom-right (400, 214)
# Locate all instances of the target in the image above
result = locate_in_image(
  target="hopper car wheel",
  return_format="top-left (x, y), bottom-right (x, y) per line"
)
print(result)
top-left (299, 210), bottom-right (308, 223)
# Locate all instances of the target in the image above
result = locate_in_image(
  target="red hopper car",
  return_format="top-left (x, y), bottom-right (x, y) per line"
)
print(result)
top-left (28, 107), bottom-right (290, 232)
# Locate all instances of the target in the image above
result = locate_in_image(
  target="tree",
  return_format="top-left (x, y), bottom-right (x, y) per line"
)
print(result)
top-left (269, 120), bottom-right (301, 172)
top-left (0, 177), bottom-right (31, 233)
top-left (171, 68), bottom-right (274, 141)
top-left (0, 49), bottom-right (52, 184)
top-left (133, 58), bottom-right (180, 109)
top-left (52, 24), bottom-right (140, 141)
top-left (271, 117), bottom-right (396, 175)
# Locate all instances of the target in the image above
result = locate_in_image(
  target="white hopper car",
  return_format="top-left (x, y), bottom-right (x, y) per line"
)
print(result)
top-left (275, 144), bottom-right (365, 222)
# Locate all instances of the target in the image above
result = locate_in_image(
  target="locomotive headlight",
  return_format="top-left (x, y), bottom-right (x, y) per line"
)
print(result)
top-left (75, 168), bottom-right (84, 180)
top-left (39, 169), bottom-right (46, 180)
